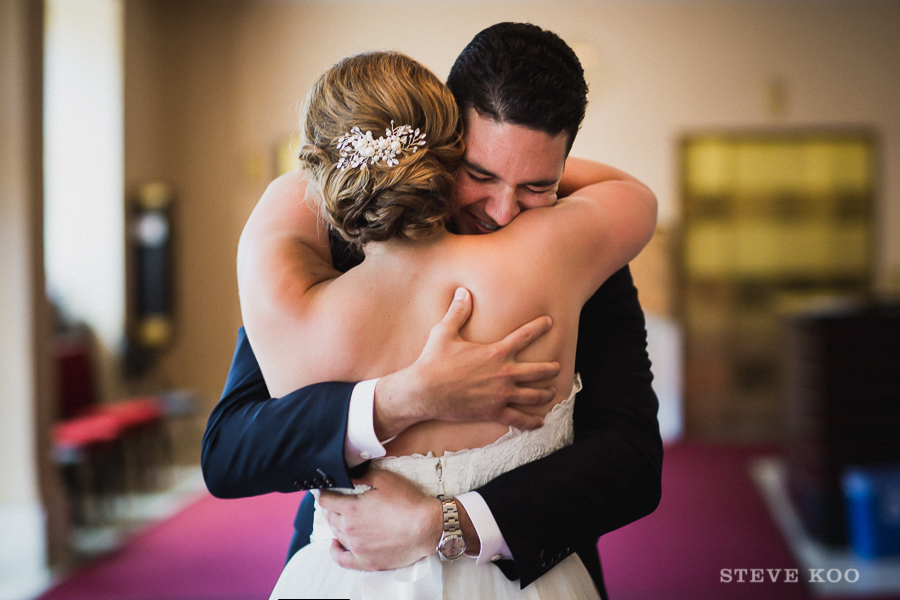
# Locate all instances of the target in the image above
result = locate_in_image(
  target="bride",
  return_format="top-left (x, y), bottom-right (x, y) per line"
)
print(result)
top-left (244, 51), bottom-right (656, 599)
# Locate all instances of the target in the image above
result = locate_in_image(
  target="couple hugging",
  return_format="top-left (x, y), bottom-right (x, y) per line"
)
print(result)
top-left (202, 22), bottom-right (662, 600)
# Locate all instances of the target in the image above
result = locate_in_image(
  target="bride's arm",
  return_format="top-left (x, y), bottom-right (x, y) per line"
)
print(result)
top-left (487, 165), bottom-right (658, 305)
top-left (558, 156), bottom-right (647, 197)
top-left (237, 170), bottom-right (337, 331)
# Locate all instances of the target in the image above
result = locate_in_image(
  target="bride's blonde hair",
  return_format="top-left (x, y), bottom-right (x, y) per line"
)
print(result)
top-left (298, 51), bottom-right (464, 247)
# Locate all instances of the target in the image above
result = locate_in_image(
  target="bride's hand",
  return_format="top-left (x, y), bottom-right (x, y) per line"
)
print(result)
top-left (321, 469), bottom-right (446, 571)
top-left (372, 287), bottom-right (560, 440)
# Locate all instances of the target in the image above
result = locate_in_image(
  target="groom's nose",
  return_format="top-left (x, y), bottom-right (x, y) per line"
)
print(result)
top-left (484, 187), bottom-right (521, 227)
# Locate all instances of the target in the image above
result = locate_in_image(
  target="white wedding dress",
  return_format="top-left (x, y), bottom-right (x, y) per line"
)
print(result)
top-left (269, 375), bottom-right (599, 600)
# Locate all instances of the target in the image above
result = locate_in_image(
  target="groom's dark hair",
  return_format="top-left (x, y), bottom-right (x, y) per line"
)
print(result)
top-left (446, 22), bottom-right (588, 152)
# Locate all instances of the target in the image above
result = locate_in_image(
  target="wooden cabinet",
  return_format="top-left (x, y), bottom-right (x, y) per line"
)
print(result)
top-left (679, 133), bottom-right (875, 440)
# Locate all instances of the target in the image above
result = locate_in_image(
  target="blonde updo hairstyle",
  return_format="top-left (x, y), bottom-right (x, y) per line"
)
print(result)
top-left (299, 52), bottom-right (465, 247)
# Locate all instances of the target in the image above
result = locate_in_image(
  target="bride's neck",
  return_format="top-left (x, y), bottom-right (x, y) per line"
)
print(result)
top-left (362, 228), bottom-right (449, 260)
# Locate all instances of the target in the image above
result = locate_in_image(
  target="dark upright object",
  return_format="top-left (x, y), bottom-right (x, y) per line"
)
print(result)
top-left (784, 303), bottom-right (900, 546)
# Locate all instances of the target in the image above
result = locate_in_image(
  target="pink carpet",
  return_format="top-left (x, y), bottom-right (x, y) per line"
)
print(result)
top-left (600, 443), bottom-right (801, 599)
top-left (38, 491), bottom-right (302, 599)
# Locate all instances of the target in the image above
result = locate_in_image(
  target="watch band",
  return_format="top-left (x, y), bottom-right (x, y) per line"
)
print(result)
top-left (442, 498), bottom-right (460, 532)
top-left (437, 498), bottom-right (466, 560)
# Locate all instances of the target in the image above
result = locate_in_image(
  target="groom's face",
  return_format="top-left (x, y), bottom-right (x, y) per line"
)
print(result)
top-left (450, 108), bottom-right (569, 236)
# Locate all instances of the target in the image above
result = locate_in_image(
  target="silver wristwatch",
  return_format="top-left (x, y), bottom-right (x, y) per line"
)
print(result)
top-left (436, 498), bottom-right (466, 561)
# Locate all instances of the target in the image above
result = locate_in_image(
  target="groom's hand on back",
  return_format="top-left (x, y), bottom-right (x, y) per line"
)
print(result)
top-left (372, 287), bottom-right (560, 440)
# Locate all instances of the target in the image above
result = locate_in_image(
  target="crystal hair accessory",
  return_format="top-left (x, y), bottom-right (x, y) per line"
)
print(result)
top-left (336, 121), bottom-right (426, 170)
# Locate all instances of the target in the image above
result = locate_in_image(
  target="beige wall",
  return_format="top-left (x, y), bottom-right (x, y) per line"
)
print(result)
top-left (1, 0), bottom-right (45, 509)
top-left (1, 0), bottom-right (68, 576)
top-left (121, 0), bottom-right (900, 434)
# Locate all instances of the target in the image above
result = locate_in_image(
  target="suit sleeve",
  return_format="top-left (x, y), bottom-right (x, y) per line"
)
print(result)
top-left (201, 326), bottom-right (359, 498)
top-left (476, 265), bottom-right (664, 588)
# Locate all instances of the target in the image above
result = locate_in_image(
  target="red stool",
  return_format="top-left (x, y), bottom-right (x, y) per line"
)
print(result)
top-left (53, 413), bottom-right (125, 525)
top-left (92, 397), bottom-right (166, 492)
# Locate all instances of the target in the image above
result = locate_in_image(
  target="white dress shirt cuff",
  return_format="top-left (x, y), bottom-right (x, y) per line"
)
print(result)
top-left (456, 491), bottom-right (512, 564)
top-left (344, 378), bottom-right (390, 468)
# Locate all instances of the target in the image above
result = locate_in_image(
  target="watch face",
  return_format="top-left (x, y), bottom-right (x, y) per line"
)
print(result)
top-left (440, 536), bottom-right (466, 559)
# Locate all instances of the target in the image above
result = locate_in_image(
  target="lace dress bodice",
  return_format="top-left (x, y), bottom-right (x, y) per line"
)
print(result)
top-left (312, 374), bottom-right (579, 515)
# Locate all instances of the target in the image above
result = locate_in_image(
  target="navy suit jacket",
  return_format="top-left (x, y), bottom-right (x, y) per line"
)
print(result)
top-left (201, 234), bottom-right (662, 597)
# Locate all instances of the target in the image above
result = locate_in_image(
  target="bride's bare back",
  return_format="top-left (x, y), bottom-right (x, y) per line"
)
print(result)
top-left (252, 228), bottom-right (581, 456)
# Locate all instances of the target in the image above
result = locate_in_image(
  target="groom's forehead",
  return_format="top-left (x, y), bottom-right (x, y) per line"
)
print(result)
top-left (460, 116), bottom-right (568, 179)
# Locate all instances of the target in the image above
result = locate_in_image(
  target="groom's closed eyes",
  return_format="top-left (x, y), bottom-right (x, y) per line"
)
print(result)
top-left (461, 158), bottom-right (560, 197)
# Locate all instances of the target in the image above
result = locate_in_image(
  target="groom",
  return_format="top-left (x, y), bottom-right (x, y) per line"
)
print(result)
top-left (202, 23), bottom-right (662, 599)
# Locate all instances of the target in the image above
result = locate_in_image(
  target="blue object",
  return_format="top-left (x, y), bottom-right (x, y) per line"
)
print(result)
top-left (842, 467), bottom-right (900, 559)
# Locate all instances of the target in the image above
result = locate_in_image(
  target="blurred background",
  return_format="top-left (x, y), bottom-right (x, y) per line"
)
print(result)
top-left (2, 0), bottom-right (899, 598)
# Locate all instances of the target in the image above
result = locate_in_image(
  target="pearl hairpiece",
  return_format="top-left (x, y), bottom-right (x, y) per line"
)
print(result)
top-left (335, 121), bottom-right (426, 170)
